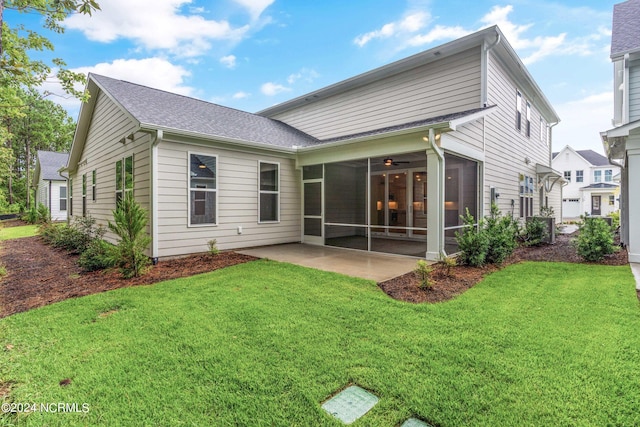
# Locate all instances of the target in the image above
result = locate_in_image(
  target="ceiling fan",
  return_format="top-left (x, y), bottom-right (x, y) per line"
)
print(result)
top-left (383, 158), bottom-right (410, 166)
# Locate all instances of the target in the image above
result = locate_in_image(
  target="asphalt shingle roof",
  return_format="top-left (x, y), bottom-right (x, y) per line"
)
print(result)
top-left (581, 183), bottom-right (619, 190)
top-left (37, 151), bottom-right (69, 181)
top-left (611, 0), bottom-right (640, 57)
top-left (576, 149), bottom-right (610, 166)
top-left (91, 74), bottom-right (321, 149)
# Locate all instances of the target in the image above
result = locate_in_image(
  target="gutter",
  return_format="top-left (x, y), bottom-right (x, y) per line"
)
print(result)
top-left (427, 127), bottom-right (447, 260)
top-left (149, 129), bottom-right (163, 264)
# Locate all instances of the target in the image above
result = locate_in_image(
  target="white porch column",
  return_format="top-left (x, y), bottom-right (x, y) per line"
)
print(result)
top-left (426, 130), bottom-right (444, 261)
top-left (626, 141), bottom-right (640, 263)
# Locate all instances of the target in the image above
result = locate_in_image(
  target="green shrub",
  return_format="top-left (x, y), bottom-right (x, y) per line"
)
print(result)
top-left (439, 255), bottom-right (457, 277)
top-left (575, 217), bottom-right (616, 262)
top-left (608, 211), bottom-right (620, 230)
top-left (39, 216), bottom-right (104, 254)
top-left (78, 239), bottom-right (117, 272)
top-left (414, 260), bottom-right (433, 289)
top-left (22, 205), bottom-right (39, 224)
top-left (108, 194), bottom-right (151, 278)
top-left (455, 208), bottom-right (489, 267)
top-left (22, 203), bottom-right (50, 224)
top-left (207, 239), bottom-right (220, 256)
top-left (485, 204), bottom-right (519, 265)
top-left (521, 218), bottom-right (548, 246)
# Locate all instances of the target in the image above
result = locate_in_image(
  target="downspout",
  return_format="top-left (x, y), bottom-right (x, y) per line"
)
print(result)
top-left (150, 129), bottom-right (163, 264)
top-left (48, 180), bottom-right (52, 218)
top-left (428, 128), bottom-right (447, 260)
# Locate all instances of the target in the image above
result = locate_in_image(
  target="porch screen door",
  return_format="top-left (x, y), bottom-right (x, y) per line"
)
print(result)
top-left (303, 181), bottom-right (323, 245)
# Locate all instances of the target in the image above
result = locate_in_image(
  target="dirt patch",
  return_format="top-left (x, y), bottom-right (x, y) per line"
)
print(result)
top-left (379, 233), bottom-right (629, 304)
top-left (0, 236), bottom-right (256, 318)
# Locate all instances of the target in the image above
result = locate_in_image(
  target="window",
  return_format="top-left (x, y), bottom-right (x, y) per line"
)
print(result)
top-left (609, 195), bottom-right (615, 206)
top-left (59, 186), bottom-right (67, 211)
top-left (605, 169), bottom-right (613, 182)
top-left (564, 171), bottom-right (571, 182)
top-left (519, 174), bottom-right (534, 218)
top-left (189, 153), bottom-right (217, 226)
top-left (92, 170), bottom-right (96, 201)
top-left (525, 101), bottom-right (531, 137)
top-left (576, 170), bottom-right (584, 183)
top-left (259, 161), bottom-right (279, 223)
top-left (69, 178), bottom-right (73, 216)
top-left (82, 173), bottom-right (87, 217)
top-left (516, 90), bottom-right (522, 131)
top-left (594, 170), bottom-right (602, 183)
top-left (115, 155), bottom-right (134, 204)
top-left (540, 117), bottom-right (545, 142)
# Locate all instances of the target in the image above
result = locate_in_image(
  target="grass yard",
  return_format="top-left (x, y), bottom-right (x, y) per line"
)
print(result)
top-left (1, 260), bottom-right (639, 426)
top-left (0, 225), bottom-right (38, 241)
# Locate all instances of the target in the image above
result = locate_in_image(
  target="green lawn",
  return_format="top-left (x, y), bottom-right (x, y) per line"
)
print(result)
top-left (1, 260), bottom-right (639, 426)
top-left (0, 225), bottom-right (38, 241)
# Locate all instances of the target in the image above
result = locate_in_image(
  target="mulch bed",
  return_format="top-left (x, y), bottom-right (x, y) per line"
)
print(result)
top-left (0, 222), bottom-right (256, 318)
top-left (379, 233), bottom-right (629, 304)
top-left (0, 219), bottom-right (631, 317)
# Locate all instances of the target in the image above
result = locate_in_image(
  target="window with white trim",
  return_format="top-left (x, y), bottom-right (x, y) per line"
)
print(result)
top-left (516, 90), bottom-right (522, 131)
top-left (605, 169), bottom-right (613, 182)
top-left (92, 170), bottom-right (96, 202)
top-left (609, 195), bottom-right (615, 206)
top-left (82, 173), bottom-right (87, 217)
top-left (576, 170), bottom-right (583, 183)
top-left (115, 155), bottom-right (134, 205)
top-left (259, 161), bottom-right (279, 223)
top-left (594, 170), bottom-right (602, 183)
top-left (525, 101), bottom-right (531, 137)
top-left (59, 186), bottom-right (67, 211)
top-left (564, 171), bottom-right (571, 182)
top-left (189, 153), bottom-right (217, 226)
top-left (519, 174), bottom-right (534, 218)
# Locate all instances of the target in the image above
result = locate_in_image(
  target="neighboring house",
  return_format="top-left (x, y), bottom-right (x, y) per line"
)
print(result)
top-left (65, 25), bottom-right (560, 262)
top-left (33, 150), bottom-right (70, 221)
top-left (552, 146), bottom-right (620, 219)
top-left (601, 0), bottom-right (640, 263)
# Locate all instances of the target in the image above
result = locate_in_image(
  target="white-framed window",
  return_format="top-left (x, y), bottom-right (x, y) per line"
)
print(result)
top-left (258, 161), bottom-right (280, 223)
top-left (82, 173), bottom-right (87, 217)
top-left (576, 170), bottom-right (584, 183)
top-left (594, 170), bottom-right (602, 183)
top-left (525, 101), bottom-right (531, 137)
top-left (540, 117), bottom-right (545, 142)
top-left (92, 170), bottom-right (96, 202)
top-left (189, 152), bottom-right (217, 226)
top-left (115, 155), bottom-right (134, 204)
top-left (59, 186), bottom-right (67, 211)
top-left (605, 169), bottom-right (613, 182)
top-left (564, 171), bottom-right (571, 182)
top-left (69, 178), bottom-right (73, 216)
top-left (609, 195), bottom-right (615, 206)
top-left (516, 90), bottom-right (522, 131)
top-left (519, 174), bottom-right (534, 218)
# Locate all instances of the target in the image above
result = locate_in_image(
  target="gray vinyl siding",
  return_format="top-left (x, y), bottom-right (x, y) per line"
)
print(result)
top-left (69, 90), bottom-right (150, 246)
top-left (629, 63), bottom-right (640, 122)
top-left (483, 50), bottom-right (553, 218)
top-left (269, 47), bottom-right (482, 140)
top-left (156, 140), bottom-right (300, 258)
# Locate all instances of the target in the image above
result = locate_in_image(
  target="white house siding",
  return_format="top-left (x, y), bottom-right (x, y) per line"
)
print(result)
top-left (629, 60), bottom-right (640, 122)
top-left (36, 180), bottom-right (48, 209)
top-left (50, 181), bottom-right (67, 221)
top-left (484, 50), bottom-right (554, 219)
top-left (69, 90), bottom-right (150, 245)
top-left (269, 47), bottom-right (482, 140)
top-left (156, 139), bottom-right (301, 258)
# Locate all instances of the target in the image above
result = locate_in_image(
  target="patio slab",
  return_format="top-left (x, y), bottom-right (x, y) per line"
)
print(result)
top-left (238, 243), bottom-right (420, 282)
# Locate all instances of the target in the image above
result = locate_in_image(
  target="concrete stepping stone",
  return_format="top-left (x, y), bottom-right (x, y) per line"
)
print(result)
top-left (401, 417), bottom-right (433, 427)
top-left (321, 385), bottom-right (379, 424)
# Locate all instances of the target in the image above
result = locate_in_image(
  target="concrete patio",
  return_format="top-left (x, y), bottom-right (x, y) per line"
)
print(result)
top-left (238, 243), bottom-right (421, 282)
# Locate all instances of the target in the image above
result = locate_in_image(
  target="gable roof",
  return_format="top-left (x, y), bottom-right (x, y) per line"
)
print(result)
top-left (34, 151), bottom-right (69, 182)
top-left (611, 0), bottom-right (640, 58)
top-left (552, 146), bottom-right (610, 167)
top-left (90, 74), bottom-right (321, 149)
top-left (258, 25), bottom-right (559, 124)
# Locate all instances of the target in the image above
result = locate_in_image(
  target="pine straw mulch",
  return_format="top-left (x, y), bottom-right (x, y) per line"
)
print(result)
top-left (378, 233), bottom-right (629, 304)
top-left (0, 219), bottom-right (631, 317)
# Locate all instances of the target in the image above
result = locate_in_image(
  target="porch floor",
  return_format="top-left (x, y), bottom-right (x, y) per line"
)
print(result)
top-left (237, 243), bottom-right (421, 282)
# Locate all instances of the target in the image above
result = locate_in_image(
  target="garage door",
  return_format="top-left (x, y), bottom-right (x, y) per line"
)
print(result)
top-left (562, 198), bottom-right (581, 218)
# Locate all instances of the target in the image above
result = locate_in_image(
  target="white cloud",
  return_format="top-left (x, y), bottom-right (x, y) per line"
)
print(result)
top-left (233, 0), bottom-right (274, 20)
top-left (233, 91), bottom-right (250, 99)
top-left (220, 55), bottom-right (237, 69)
top-left (553, 92), bottom-right (613, 152)
top-left (354, 11), bottom-right (430, 47)
top-left (261, 82), bottom-right (291, 96)
top-left (64, 0), bottom-right (249, 57)
top-left (407, 25), bottom-right (469, 47)
top-left (287, 68), bottom-right (319, 84)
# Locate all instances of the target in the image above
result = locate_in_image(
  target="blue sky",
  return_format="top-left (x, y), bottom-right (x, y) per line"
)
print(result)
top-left (8, 0), bottom-right (617, 153)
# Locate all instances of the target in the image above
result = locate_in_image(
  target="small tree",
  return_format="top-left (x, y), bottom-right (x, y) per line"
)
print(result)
top-left (575, 217), bottom-right (616, 262)
top-left (455, 208), bottom-right (489, 267)
top-left (414, 260), bottom-right (433, 289)
top-left (485, 203), bottom-right (519, 265)
top-left (108, 193), bottom-right (151, 278)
